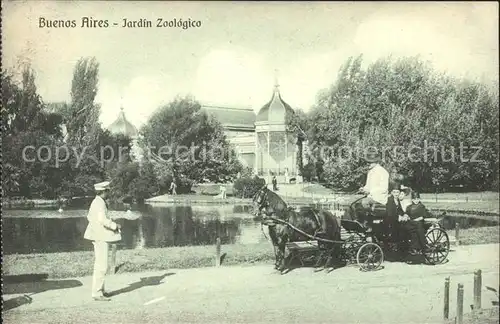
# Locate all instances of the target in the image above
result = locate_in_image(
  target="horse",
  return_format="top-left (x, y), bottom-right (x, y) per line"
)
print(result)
top-left (252, 186), bottom-right (342, 273)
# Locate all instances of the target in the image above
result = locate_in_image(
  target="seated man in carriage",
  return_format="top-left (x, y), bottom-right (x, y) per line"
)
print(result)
top-left (384, 183), bottom-right (405, 240)
top-left (356, 154), bottom-right (390, 228)
top-left (400, 191), bottom-right (432, 254)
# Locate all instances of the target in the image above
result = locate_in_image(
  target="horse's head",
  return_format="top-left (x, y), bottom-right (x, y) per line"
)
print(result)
top-left (252, 185), bottom-right (269, 217)
top-left (252, 185), bottom-right (289, 221)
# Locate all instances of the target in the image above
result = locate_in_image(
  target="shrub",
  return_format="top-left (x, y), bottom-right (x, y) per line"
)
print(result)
top-left (176, 177), bottom-right (194, 194)
top-left (301, 162), bottom-right (317, 182)
top-left (233, 176), bottom-right (266, 198)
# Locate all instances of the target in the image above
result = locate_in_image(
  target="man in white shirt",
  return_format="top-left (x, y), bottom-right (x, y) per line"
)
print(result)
top-left (359, 156), bottom-right (390, 213)
top-left (83, 181), bottom-right (122, 301)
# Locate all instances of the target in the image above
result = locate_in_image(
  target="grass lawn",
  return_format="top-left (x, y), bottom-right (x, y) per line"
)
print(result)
top-left (446, 307), bottom-right (499, 324)
top-left (446, 226), bottom-right (500, 246)
top-left (424, 201), bottom-right (499, 215)
top-left (3, 241), bottom-right (275, 279)
top-left (303, 184), bottom-right (499, 201)
top-left (4, 226), bottom-right (499, 280)
top-left (300, 185), bottom-right (499, 214)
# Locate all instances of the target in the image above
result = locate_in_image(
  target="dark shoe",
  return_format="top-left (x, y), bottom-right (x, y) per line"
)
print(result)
top-left (103, 292), bottom-right (112, 298)
top-left (409, 248), bottom-right (421, 255)
top-left (314, 256), bottom-right (324, 268)
top-left (93, 296), bottom-right (111, 301)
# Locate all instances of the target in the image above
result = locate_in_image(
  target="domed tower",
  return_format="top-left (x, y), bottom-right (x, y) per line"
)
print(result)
top-left (107, 106), bottom-right (142, 162)
top-left (108, 106), bottom-right (139, 138)
top-left (254, 81), bottom-right (300, 183)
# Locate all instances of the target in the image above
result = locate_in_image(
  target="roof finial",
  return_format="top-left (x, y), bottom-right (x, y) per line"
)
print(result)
top-left (274, 69), bottom-right (280, 93)
top-left (120, 95), bottom-right (124, 111)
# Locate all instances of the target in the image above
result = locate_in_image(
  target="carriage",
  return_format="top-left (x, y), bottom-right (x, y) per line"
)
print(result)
top-left (254, 188), bottom-right (451, 272)
top-left (338, 214), bottom-right (450, 271)
top-left (279, 213), bottom-right (450, 272)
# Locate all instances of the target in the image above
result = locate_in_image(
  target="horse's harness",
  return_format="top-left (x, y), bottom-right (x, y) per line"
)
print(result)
top-left (254, 188), bottom-right (324, 234)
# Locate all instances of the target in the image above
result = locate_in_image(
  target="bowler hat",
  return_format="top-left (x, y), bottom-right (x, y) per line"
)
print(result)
top-left (389, 181), bottom-right (401, 191)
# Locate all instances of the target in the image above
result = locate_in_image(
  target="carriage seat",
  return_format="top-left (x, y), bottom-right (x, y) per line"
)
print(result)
top-left (341, 219), bottom-right (369, 233)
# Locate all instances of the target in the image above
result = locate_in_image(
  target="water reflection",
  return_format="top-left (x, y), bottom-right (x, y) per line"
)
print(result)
top-left (2, 204), bottom-right (266, 255)
top-left (2, 204), bottom-right (497, 255)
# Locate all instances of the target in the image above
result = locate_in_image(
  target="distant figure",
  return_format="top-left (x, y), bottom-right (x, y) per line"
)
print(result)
top-left (284, 168), bottom-right (289, 184)
top-left (272, 176), bottom-right (278, 191)
top-left (83, 181), bottom-right (121, 301)
top-left (214, 185), bottom-right (227, 200)
top-left (220, 185), bottom-right (227, 199)
top-left (170, 181), bottom-right (177, 195)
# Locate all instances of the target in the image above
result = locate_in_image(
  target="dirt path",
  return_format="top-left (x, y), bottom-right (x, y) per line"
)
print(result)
top-left (3, 244), bottom-right (499, 324)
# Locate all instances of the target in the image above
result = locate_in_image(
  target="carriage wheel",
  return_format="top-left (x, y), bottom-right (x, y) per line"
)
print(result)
top-left (356, 243), bottom-right (384, 271)
top-left (423, 228), bottom-right (450, 265)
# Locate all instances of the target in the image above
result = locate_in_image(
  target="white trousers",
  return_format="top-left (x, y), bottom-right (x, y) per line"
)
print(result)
top-left (91, 241), bottom-right (109, 297)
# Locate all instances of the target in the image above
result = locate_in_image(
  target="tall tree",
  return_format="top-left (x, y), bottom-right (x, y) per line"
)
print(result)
top-left (67, 57), bottom-right (101, 146)
top-left (285, 108), bottom-right (309, 175)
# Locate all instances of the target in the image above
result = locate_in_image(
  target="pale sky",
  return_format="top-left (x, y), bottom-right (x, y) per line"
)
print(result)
top-left (2, 1), bottom-right (498, 128)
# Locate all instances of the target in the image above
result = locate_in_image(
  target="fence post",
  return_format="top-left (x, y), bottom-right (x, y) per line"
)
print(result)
top-left (456, 283), bottom-right (464, 324)
top-left (444, 277), bottom-right (450, 319)
top-left (455, 223), bottom-right (460, 247)
top-left (215, 237), bottom-right (221, 267)
top-left (473, 270), bottom-right (482, 310)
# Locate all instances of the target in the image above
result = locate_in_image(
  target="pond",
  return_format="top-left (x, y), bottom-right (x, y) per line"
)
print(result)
top-left (2, 204), bottom-right (266, 255)
top-left (2, 203), bottom-right (498, 255)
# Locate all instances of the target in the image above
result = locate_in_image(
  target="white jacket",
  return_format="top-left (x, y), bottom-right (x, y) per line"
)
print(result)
top-left (363, 164), bottom-right (389, 205)
top-left (83, 196), bottom-right (121, 242)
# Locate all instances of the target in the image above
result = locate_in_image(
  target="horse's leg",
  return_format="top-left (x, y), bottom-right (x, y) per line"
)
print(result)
top-left (314, 234), bottom-right (327, 271)
top-left (267, 226), bottom-right (280, 270)
top-left (276, 235), bottom-right (288, 274)
top-left (275, 242), bottom-right (285, 273)
top-left (324, 213), bottom-right (343, 271)
top-left (273, 244), bottom-right (280, 269)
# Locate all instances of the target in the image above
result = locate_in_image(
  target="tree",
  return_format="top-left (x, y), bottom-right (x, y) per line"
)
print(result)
top-left (308, 55), bottom-right (499, 192)
top-left (1, 66), bottom-right (67, 198)
top-left (285, 108), bottom-right (309, 175)
top-left (66, 57), bottom-right (101, 146)
top-left (2, 67), bottom-right (49, 137)
top-left (141, 96), bottom-right (243, 184)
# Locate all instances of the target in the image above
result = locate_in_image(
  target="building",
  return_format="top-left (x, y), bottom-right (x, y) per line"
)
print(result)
top-left (108, 84), bottom-right (305, 183)
top-left (203, 83), bottom-right (304, 183)
top-left (108, 106), bottom-right (139, 138)
top-left (107, 106), bottom-right (142, 162)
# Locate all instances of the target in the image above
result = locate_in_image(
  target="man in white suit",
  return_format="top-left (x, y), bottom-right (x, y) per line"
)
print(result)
top-left (359, 154), bottom-right (390, 211)
top-left (83, 181), bottom-right (121, 301)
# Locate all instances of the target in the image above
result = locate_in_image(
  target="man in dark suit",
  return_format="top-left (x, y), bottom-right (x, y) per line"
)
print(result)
top-left (401, 191), bottom-right (429, 253)
top-left (384, 183), bottom-right (405, 241)
top-left (272, 175), bottom-right (278, 191)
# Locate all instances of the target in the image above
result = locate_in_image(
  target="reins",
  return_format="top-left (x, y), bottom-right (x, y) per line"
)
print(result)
top-left (255, 187), bottom-right (342, 244)
top-left (263, 216), bottom-right (343, 244)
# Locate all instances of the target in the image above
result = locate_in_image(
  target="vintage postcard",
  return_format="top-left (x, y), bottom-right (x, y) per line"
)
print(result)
top-left (2, 1), bottom-right (499, 323)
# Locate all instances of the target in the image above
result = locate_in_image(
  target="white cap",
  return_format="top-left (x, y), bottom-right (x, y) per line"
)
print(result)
top-left (94, 181), bottom-right (111, 191)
